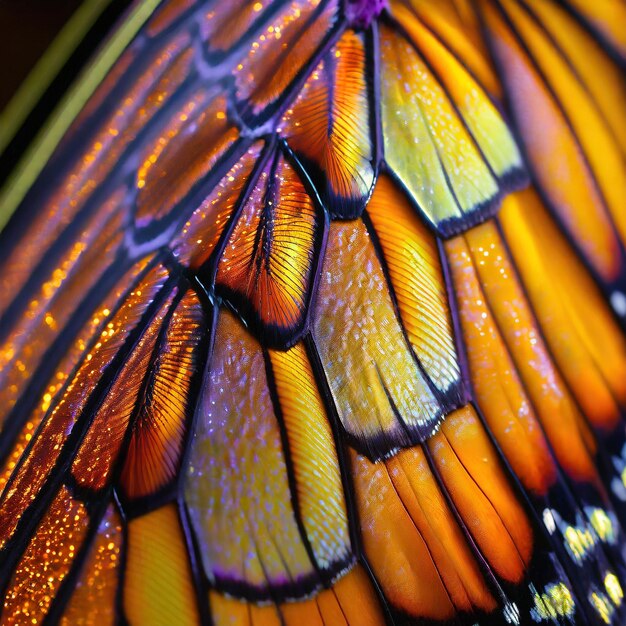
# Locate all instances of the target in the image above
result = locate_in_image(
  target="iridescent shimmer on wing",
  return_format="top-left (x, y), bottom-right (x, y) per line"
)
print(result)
top-left (1, 0), bottom-right (625, 624)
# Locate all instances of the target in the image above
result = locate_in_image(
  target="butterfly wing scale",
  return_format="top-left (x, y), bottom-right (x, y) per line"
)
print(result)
top-left (1, 0), bottom-right (626, 625)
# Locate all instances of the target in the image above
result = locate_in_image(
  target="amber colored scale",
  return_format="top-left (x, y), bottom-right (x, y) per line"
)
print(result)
top-left (1, 0), bottom-right (626, 625)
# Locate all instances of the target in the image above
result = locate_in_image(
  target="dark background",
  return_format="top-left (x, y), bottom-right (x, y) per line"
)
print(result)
top-left (0, 0), bottom-right (84, 111)
top-left (0, 0), bottom-right (132, 183)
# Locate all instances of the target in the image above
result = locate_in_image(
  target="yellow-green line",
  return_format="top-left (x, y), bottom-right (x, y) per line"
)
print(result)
top-left (0, 0), bottom-right (162, 233)
top-left (0, 0), bottom-right (115, 155)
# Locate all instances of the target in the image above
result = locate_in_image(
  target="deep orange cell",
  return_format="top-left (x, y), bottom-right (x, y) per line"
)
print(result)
top-left (0, 264), bottom-right (169, 548)
top-left (121, 290), bottom-right (205, 499)
top-left (479, 1), bottom-right (622, 282)
top-left (72, 288), bottom-right (178, 491)
top-left (281, 29), bottom-right (374, 215)
top-left (60, 504), bottom-right (123, 626)
top-left (499, 190), bottom-right (626, 421)
top-left (444, 235), bottom-right (557, 495)
top-left (170, 142), bottom-right (263, 269)
top-left (217, 149), bottom-right (321, 340)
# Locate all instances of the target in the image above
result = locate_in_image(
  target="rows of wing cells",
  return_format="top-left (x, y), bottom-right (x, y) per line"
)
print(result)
top-left (0, 0), bottom-right (626, 625)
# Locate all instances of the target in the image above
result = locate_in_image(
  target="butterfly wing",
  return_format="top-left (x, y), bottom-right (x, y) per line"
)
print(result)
top-left (1, 0), bottom-right (626, 625)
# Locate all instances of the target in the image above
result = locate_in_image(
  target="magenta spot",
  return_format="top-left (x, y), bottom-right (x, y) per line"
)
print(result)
top-left (346, 0), bottom-right (388, 29)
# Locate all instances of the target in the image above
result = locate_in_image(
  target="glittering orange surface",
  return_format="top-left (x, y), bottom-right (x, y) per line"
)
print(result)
top-left (60, 504), bottom-right (122, 626)
top-left (0, 264), bottom-right (169, 547)
top-left (3, 486), bottom-right (90, 625)
top-left (71, 288), bottom-right (177, 491)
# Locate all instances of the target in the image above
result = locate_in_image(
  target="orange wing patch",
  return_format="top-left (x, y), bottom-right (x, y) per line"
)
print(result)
top-left (124, 505), bottom-right (200, 626)
top-left (281, 29), bottom-right (374, 218)
top-left (499, 190), bottom-right (626, 428)
top-left (201, 0), bottom-right (274, 56)
top-left (0, 257), bottom-right (156, 498)
top-left (365, 174), bottom-right (463, 405)
top-left (429, 406), bottom-right (533, 582)
top-left (394, 0), bottom-right (500, 95)
top-left (71, 287), bottom-right (178, 491)
top-left (3, 486), bottom-right (90, 625)
top-left (216, 147), bottom-right (324, 347)
top-left (562, 0), bottom-right (626, 62)
top-left (170, 141), bottom-right (264, 269)
top-left (234, 0), bottom-right (340, 120)
top-left (134, 94), bottom-right (239, 227)
top-left (443, 233), bottom-right (558, 494)
top-left (497, 0), bottom-right (626, 247)
top-left (121, 289), bottom-right (206, 500)
top-left (445, 225), bottom-right (600, 483)
top-left (0, 263), bottom-right (170, 549)
top-left (479, 1), bottom-right (624, 283)
top-left (59, 504), bottom-right (123, 626)
top-left (351, 439), bottom-right (502, 619)
top-left (523, 0), bottom-right (626, 153)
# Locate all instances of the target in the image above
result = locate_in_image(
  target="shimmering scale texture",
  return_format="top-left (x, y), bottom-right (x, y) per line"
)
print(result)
top-left (0, 189), bottom-right (124, 425)
top-left (121, 289), bottom-right (205, 499)
top-left (0, 33), bottom-right (193, 309)
top-left (366, 175), bottom-right (462, 403)
top-left (185, 310), bottom-right (318, 597)
top-left (170, 142), bottom-right (263, 268)
top-left (135, 95), bottom-right (239, 226)
top-left (201, 0), bottom-right (274, 54)
top-left (445, 230), bottom-right (600, 482)
top-left (0, 258), bottom-right (154, 497)
top-left (2, 486), bottom-right (89, 624)
top-left (2, 0), bottom-right (626, 623)
top-left (216, 149), bottom-right (322, 345)
top-left (480, 1), bottom-right (622, 282)
top-left (312, 220), bottom-right (441, 459)
top-left (380, 23), bottom-right (499, 235)
top-left (234, 0), bottom-right (339, 118)
top-left (60, 504), bottom-right (122, 626)
top-left (444, 233), bottom-right (557, 494)
top-left (466, 221), bottom-right (620, 433)
top-left (268, 343), bottom-right (351, 572)
top-left (0, 264), bottom-right (169, 548)
top-left (281, 29), bottom-right (374, 217)
top-left (71, 287), bottom-right (178, 490)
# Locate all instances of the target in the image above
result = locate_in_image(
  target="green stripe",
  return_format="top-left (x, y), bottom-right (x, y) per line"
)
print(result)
top-left (0, 0), bottom-right (162, 233)
top-left (0, 0), bottom-right (115, 155)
